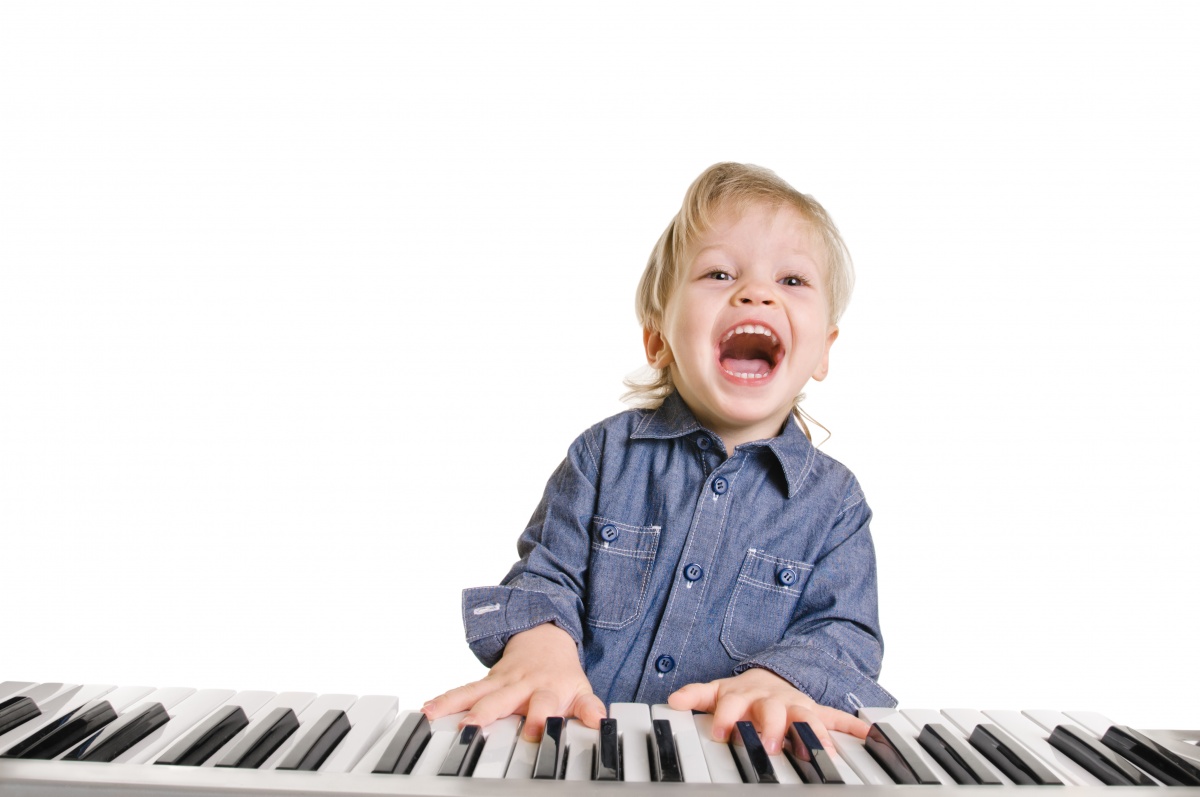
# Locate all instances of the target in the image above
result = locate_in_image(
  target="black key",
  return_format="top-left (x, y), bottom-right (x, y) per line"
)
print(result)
top-left (865, 721), bottom-right (941, 785)
top-left (0, 697), bottom-right (40, 736)
top-left (532, 717), bottom-right (566, 780)
top-left (370, 712), bottom-right (430, 775)
top-left (1102, 725), bottom-right (1200, 787)
top-left (64, 702), bottom-right (170, 762)
top-left (970, 723), bottom-right (1063, 785)
top-left (3, 700), bottom-right (118, 760)
top-left (729, 720), bottom-right (777, 784)
top-left (593, 717), bottom-right (620, 781)
top-left (215, 707), bottom-right (300, 769)
top-left (155, 705), bottom-right (249, 766)
top-left (786, 721), bottom-right (845, 785)
top-left (438, 724), bottom-right (484, 776)
top-left (276, 709), bottom-right (351, 771)
top-left (918, 723), bottom-right (1001, 785)
top-left (650, 718), bottom-right (683, 783)
top-left (1049, 724), bottom-right (1156, 786)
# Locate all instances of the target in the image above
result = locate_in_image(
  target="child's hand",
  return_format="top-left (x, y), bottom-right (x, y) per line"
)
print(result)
top-left (422, 622), bottom-right (605, 742)
top-left (667, 667), bottom-right (869, 754)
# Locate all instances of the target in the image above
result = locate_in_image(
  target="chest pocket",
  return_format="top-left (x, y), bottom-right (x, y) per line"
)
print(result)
top-left (585, 516), bottom-right (660, 630)
top-left (720, 549), bottom-right (813, 660)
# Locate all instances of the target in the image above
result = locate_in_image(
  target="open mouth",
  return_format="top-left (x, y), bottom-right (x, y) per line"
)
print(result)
top-left (717, 323), bottom-right (783, 381)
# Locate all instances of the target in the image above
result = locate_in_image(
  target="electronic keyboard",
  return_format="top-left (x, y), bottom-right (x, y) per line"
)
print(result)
top-left (2, 681), bottom-right (1198, 796)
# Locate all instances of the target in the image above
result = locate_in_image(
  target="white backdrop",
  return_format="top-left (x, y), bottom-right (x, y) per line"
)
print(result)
top-left (2, 2), bottom-right (1197, 732)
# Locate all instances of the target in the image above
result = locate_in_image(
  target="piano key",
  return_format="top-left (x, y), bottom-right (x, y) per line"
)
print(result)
top-left (860, 708), bottom-right (957, 785)
top-left (609, 702), bottom-right (652, 782)
top-left (2, 699), bottom-right (118, 759)
top-left (0, 696), bottom-right (40, 736)
top-left (942, 708), bottom-right (1048, 785)
top-left (1024, 710), bottom-right (1162, 785)
top-left (531, 715), bottom-right (565, 779)
top-left (691, 713), bottom-right (743, 783)
top-left (651, 704), bottom-right (711, 783)
top-left (502, 734), bottom-right (538, 779)
top-left (62, 701), bottom-right (170, 762)
top-left (593, 717), bottom-right (620, 781)
top-left (649, 718), bottom-right (683, 782)
top-left (275, 708), bottom-right (350, 771)
top-left (561, 718), bottom-right (597, 781)
top-left (729, 720), bottom-right (777, 784)
top-left (830, 729), bottom-right (894, 785)
top-left (154, 705), bottom-right (250, 766)
top-left (1049, 724), bottom-right (1157, 786)
top-left (787, 720), bottom-right (849, 784)
top-left (112, 689), bottom-right (232, 764)
top-left (360, 710), bottom-right (430, 775)
top-left (0, 682), bottom-right (35, 701)
top-left (409, 729), bottom-right (455, 776)
top-left (970, 722), bottom-right (1064, 785)
top-left (0, 684), bottom-right (112, 751)
top-left (437, 724), bottom-right (484, 776)
top-left (315, 694), bottom-right (396, 773)
top-left (984, 709), bottom-right (1104, 786)
top-left (864, 721), bottom-right (942, 784)
top-left (254, 693), bottom-right (354, 770)
top-left (916, 722), bottom-right (1002, 785)
top-left (471, 715), bottom-right (521, 779)
top-left (1102, 725), bottom-right (1200, 787)
top-left (203, 692), bottom-right (313, 769)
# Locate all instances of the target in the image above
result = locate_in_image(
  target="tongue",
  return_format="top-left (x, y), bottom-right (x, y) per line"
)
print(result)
top-left (722, 357), bottom-right (772, 375)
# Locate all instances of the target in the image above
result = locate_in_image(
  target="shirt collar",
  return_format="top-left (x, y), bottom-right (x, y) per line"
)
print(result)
top-left (630, 391), bottom-right (816, 498)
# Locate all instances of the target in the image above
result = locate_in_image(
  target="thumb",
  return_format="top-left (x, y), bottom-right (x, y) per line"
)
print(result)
top-left (667, 680), bottom-right (719, 713)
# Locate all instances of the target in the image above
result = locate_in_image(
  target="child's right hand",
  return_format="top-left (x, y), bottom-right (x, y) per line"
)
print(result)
top-left (421, 622), bottom-right (606, 742)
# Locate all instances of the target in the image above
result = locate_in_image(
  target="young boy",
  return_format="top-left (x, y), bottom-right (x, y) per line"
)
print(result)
top-left (423, 162), bottom-right (895, 756)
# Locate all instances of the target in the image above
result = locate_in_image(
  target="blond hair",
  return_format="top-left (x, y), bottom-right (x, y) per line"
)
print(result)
top-left (623, 162), bottom-right (854, 437)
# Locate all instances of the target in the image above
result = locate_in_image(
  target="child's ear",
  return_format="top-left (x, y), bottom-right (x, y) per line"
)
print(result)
top-left (644, 327), bottom-right (674, 369)
top-left (811, 326), bottom-right (839, 382)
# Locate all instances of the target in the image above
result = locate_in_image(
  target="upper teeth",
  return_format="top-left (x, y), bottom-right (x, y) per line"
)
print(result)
top-left (722, 325), bottom-right (778, 345)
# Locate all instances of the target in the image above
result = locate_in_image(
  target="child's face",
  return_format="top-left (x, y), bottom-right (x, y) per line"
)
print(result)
top-left (644, 201), bottom-right (838, 450)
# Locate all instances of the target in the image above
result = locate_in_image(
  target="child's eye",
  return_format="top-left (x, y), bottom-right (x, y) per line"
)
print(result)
top-left (705, 270), bottom-right (733, 281)
top-left (780, 275), bottom-right (809, 287)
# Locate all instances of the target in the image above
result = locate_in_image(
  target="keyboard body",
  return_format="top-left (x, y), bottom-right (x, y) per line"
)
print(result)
top-left (2, 681), bottom-right (1198, 796)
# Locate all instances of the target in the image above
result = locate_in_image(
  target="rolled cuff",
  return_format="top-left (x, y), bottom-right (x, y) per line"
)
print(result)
top-left (462, 585), bottom-right (584, 668)
top-left (734, 643), bottom-right (898, 713)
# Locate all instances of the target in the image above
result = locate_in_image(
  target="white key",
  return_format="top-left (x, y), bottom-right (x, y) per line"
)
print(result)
top-left (941, 707), bottom-right (991, 736)
top-left (691, 714), bottom-right (742, 783)
top-left (410, 729), bottom-right (455, 776)
top-left (258, 693), bottom-right (355, 770)
top-left (651, 704), bottom-right (710, 783)
top-left (503, 734), bottom-right (538, 779)
top-left (115, 689), bottom-right (236, 764)
top-left (984, 708), bottom-right (1103, 785)
top-left (0, 684), bottom-right (115, 751)
top-left (40, 685), bottom-right (157, 761)
top-left (858, 706), bottom-right (955, 784)
top-left (609, 703), bottom-right (652, 782)
top-left (203, 691), bottom-right (316, 767)
top-left (902, 707), bottom-right (1011, 784)
top-left (562, 719), bottom-right (597, 781)
top-left (1024, 708), bottom-right (1086, 734)
top-left (318, 694), bottom-right (397, 773)
top-left (471, 715), bottom-right (521, 778)
top-left (830, 729), bottom-right (892, 784)
top-left (0, 681), bottom-right (35, 701)
top-left (768, 747), bottom-right (802, 783)
top-left (351, 709), bottom-right (413, 775)
top-left (1063, 709), bottom-right (1119, 738)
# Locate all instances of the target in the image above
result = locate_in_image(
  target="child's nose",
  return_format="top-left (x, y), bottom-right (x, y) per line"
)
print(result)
top-left (734, 280), bottom-right (775, 305)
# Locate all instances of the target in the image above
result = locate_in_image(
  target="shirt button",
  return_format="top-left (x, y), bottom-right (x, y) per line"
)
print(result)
top-left (777, 567), bottom-right (798, 587)
top-left (712, 477), bottom-right (728, 495)
top-left (683, 563), bottom-right (703, 582)
top-left (696, 436), bottom-right (711, 450)
top-left (655, 655), bottom-right (675, 674)
top-left (600, 524), bottom-right (618, 542)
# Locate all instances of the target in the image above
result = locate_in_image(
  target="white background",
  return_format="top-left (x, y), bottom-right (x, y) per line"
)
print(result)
top-left (2, 1), bottom-right (1197, 732)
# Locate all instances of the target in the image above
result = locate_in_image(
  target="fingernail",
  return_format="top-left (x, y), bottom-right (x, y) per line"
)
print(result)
top-left (766, 739), bottom-right (780, 754)
top-left (422, 699), bottom-right (435, 707)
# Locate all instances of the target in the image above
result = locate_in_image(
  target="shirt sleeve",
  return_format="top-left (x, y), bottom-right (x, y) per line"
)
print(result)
top-left (732, 483), bottom-right (898, 712)
top-left (461, 428), bottom-right (600, 668)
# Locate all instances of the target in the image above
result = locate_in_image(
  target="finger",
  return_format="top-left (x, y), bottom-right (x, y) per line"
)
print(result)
top-left (422, 679), bottom-right (497, 719)
top-left (813, 704), bottom-right (870, 741)
top-left (521, 688), bottom-right (566, 742)
top-left (569, 692), bottom-right (607, 729)
top-left (750, 698), bottom-right (788, 755)
top-left (667, 681), bottom-right (719, 713)
top-left (710, 691), bottom-right (751, 744)
top-left (460, 684), bottom-right (530, 729)
top-left (785, 704), bottom-right (839, 749)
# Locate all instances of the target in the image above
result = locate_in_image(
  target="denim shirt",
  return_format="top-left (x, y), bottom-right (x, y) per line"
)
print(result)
top-left (461, 392), bottom-right (896, 713)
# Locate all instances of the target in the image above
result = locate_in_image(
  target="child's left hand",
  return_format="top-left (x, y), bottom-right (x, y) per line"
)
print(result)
top-left (666, 667), bottom-right (869, 754)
